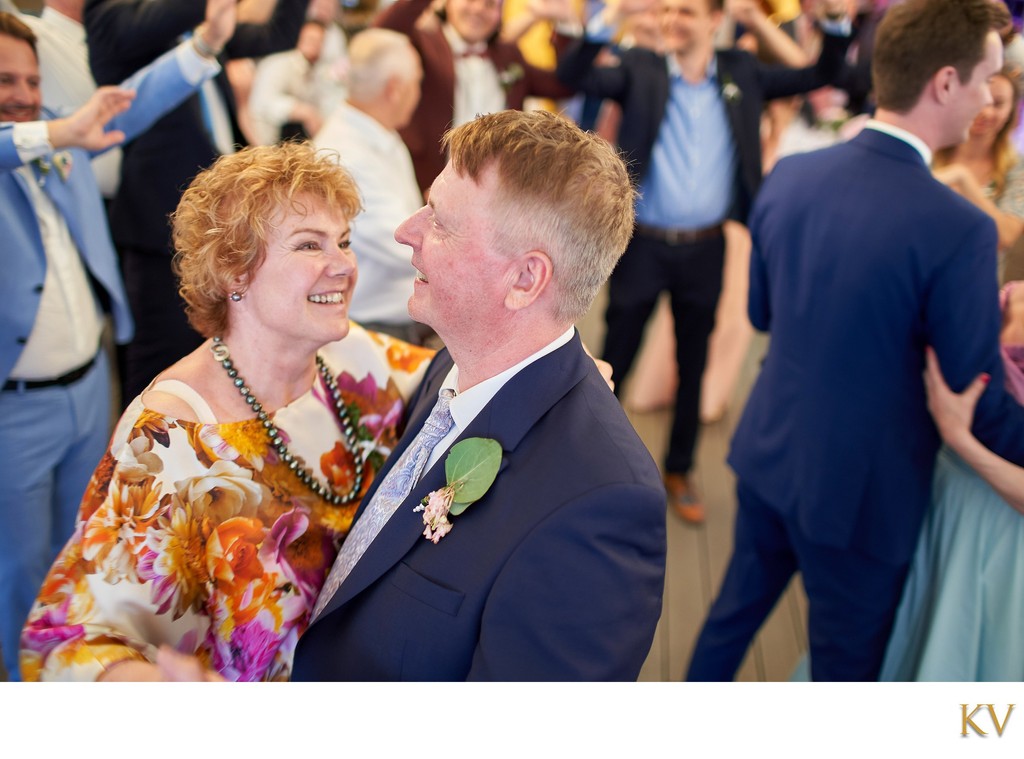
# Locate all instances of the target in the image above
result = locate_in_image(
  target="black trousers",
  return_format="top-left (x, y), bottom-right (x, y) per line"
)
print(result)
top-left (118, 246), bottom-right (204, 405)
top-left (602, 230), bottom-right (725, 475)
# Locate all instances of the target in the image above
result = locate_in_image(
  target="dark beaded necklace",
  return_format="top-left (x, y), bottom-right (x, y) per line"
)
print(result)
top-left (210, 336), bottom-right (364, 506)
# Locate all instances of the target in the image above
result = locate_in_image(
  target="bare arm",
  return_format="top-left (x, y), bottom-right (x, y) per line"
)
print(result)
top-left (934, 163), bottom-right (1024, 251)
top-left (99, 646), bottom-right (225, 682)
top-left (501, 0), bottom-right (579, 43)
top-left (727, 0), bottom-right (809, 67)
top-left (925, 347), bottom-right (1024, 512)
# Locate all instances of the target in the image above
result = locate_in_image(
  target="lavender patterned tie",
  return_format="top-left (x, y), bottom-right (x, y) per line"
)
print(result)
top-left (312, 388), bottom-right (456, 619)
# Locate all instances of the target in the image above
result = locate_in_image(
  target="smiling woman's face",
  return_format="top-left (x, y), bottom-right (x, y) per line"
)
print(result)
top-left (969, 73), bottom-right (1016, 143)
top-left (234, 196), bottom-right (359, 352)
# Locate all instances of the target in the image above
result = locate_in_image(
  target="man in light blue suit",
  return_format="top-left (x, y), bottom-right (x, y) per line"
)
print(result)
top-left (688, 0), bottom-right (1024, 681)
top-left (0, 0), bottom-right (234, 679)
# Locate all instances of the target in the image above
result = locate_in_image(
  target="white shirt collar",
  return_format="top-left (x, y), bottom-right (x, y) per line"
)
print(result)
top-left (864, 119), bottom-right (933, 166)
top-left (442, 23), bottom-right (487, 57)
top-left (441, 327), bottom-right (576, 434)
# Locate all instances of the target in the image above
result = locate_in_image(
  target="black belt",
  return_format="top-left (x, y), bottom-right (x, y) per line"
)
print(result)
top-left (635, 222), bottom-right (724, 245)
top-left (3, 354), bottom-right (97, 391)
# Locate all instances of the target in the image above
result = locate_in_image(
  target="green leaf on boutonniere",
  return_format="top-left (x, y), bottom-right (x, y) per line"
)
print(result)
top-left (445, 437), bottom-right (502, 515)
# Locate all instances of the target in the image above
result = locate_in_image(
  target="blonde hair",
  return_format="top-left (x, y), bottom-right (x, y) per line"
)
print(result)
top-left (444, 110), bottom-right (636, 323)
top-left (934, 66), bottom-right (1024, 198)
top-left (173, 142), bottom-right (361, 337)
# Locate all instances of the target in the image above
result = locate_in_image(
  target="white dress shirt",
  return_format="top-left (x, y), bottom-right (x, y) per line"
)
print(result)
top-left (443, 24), bottom-right (505, 129)
top-left (8, 39), bottom-right (220, 380)
top-left (423, 327), bottom-right (576, 472)
top-left (315, 102), bottom-right (423, 325)
top-left (9, 123), bottom-right (104, 379)
top-left (19, 8), bottom-right (122, 198)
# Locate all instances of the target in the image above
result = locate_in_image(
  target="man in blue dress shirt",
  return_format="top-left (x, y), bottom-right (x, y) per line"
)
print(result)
top-left (558, 0), bottom-right (851, 522)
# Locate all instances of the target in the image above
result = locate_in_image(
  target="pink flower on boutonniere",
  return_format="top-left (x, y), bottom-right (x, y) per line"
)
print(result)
top-left (53, 151), bottom-right (72, 182)
top-left (412, 437), bottom-right (502, 543)
top-left (415, 486), bottom-right (455, 544)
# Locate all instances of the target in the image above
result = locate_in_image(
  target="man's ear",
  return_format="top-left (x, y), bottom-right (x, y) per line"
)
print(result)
top-left (930, 65), bottom-right (959, 106)
top-left (505, 250), bottom-right (553, 311)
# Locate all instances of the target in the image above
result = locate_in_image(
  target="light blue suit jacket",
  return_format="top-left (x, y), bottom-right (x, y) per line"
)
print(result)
top-left (0, 43), bottom-right (214, 384)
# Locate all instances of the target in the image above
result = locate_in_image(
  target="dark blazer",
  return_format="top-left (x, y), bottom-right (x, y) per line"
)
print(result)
top-left (84, 0), bottom-right (307, 253)
top-left (556, 31), bottom-right (850, 223)
top-left (729, 128), bottom-right (1024, 565)
top-left (292, 334), bottom-right (666, 681)
top-left (375, 0), bottom-right (573, 193)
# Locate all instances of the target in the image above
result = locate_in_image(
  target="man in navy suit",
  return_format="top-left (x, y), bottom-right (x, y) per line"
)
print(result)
top-left (292, 110), bottom-right (666, 681)
top-left (0, 1), bottom-right (232, 679)
top-left (687, 0), bottom-right (1024, 681)
top-left (557, 0), bottom-right (851, 524)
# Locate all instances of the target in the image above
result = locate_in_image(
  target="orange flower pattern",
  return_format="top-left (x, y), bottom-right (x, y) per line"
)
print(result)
top-left (20, 326), bottom-right (433, 681)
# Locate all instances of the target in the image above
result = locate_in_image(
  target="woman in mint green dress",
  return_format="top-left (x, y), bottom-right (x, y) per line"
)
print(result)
top-left (880, 282), bottom-right (1024, 680)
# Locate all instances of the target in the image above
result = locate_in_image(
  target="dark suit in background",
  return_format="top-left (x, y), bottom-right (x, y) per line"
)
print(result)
top-left (557, 28), bottom-right (850, 500)
top-left (84, 0), bottom-right (307, 402)
top-left (688, 128), bottom-right (1024, 681)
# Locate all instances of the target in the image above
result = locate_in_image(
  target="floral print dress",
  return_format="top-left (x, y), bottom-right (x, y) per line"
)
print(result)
top-left (20, 326), bottom-right (434, 681)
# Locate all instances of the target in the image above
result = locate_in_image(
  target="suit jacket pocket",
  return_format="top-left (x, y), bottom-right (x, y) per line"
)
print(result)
top-left (389, 561), bottom-right (465, 617)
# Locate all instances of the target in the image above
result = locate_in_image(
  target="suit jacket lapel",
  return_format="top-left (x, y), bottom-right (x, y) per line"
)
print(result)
top-left (716, 53), bottom-right (747, 159)
top-left (315, 332), bottom-right (592, 620)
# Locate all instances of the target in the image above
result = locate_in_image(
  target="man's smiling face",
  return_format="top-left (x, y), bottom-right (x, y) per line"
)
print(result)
top-left (0, 34), bottom-right (41, 123)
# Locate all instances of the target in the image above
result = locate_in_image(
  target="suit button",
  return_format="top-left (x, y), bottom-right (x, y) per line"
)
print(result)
top-left (16, 337), bottom-right (27, 344)
top-left (33, 284), bottom-right (43, 293)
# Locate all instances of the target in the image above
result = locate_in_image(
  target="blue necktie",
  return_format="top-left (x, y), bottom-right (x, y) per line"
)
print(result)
top-left (312, 388), bottom-right (456, 619)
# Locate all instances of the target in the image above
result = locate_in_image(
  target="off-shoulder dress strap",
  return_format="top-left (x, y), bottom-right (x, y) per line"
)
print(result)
top-left (149, 379), bottom-right (219, 424)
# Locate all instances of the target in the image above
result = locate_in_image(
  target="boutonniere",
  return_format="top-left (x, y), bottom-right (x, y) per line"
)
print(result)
top-left (52, 151), bottom-right (72, 182)
top-left (31, 157), bottom-right (51, 184)
top-left (720, 74), bottom-right (742, 104)
top-left (31, 152), bottom-right (72, 184)
top-left (413, 437), bottom-right (501, 543)
top-left (498, 63), bottom-right (525, 92)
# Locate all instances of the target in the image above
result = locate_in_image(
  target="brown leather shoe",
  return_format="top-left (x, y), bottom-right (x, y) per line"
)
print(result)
top-left (665, 473), bottom-right (705, 525)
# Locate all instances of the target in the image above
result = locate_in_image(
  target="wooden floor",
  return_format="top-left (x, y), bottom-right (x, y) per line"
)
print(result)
top-left (576, 291), bottom-right (809, 683)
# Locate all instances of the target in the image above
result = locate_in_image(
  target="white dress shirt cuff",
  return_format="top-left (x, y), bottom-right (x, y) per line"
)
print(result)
top-left (12, 121), bottom-right (53, 163)
top-left (175, 36), bottom-right (222, 84)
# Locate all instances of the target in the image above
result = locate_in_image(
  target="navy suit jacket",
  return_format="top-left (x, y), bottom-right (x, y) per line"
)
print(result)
top-left (730, 128), bottom-right (1024, 564)
top-left (292, 334), bottom-right (666, 681)
top-left (557, 32), bottom-right (850, 223)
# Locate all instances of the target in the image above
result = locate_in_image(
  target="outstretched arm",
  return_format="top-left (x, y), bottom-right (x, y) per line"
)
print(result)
top-left (934, 163), bottom-right (1024, 252)
top-left (925, 347), bottom-right (1024, 513)
top-left (727, 0), bottom-right (809, 67)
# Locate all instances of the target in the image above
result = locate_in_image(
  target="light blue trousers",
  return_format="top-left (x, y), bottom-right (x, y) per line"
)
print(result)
top-left (0, 351), bottom-right (111, 680)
